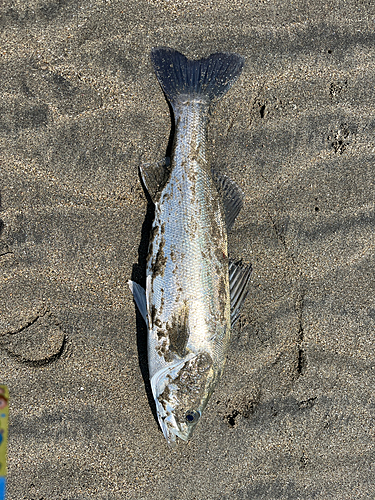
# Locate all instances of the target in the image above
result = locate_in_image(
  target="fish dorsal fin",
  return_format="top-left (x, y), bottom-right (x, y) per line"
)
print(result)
top-left (139, 158), bottom-right (171, 203)
top-left (229, 259), bottom-right (252, 326)
top-left (212, 169), bottom-right (244, 232)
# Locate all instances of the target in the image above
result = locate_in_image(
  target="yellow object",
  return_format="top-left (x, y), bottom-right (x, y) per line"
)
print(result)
top-left (0, 385), bottom-right (8, 500)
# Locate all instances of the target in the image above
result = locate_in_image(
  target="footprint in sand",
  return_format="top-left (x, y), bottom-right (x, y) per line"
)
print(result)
top-left (0, 308), bottom-right (67, 366)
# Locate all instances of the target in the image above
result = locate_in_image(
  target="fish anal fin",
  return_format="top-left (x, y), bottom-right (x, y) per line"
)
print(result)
top-left (229, 259), bottom-right (252, 326)
top-left (212, 169), bottom-right (244, 232)
top-left (139, 158), bottom-right (170, 203)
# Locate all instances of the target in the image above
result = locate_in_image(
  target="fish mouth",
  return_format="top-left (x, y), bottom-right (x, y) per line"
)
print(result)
top-left (150, 355), bottom-right (199, 444)
top-left (157, 409), bottom-right (192, 445)
top-left (156, 403), bottom-right (199, 445)
top-left (157, 404), bottom-right (200, 445)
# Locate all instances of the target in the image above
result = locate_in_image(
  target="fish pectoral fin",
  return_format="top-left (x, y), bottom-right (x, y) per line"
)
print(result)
top-left (139, 157), bottom-right (171, 202)
top-left (229, 259), bottom-right (252, 326)
top-left (212, 169), bottom-right (244, 232)
top-left (128, 280), bottom-right (148, 325)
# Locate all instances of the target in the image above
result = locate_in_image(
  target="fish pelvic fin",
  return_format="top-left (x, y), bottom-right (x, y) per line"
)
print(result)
top-left (151, 47), bottom-right (244, 110)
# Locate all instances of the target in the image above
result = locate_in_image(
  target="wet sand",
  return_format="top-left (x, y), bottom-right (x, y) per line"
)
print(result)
top-left (0, 1), bottom-right (374, 498)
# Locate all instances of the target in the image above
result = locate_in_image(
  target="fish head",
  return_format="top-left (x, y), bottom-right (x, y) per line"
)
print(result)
top-left (151, 351), bottom-right (216, 444)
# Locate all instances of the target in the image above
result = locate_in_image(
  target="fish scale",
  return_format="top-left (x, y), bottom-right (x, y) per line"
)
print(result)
top-left (147, 99), bottom-right (230, 369)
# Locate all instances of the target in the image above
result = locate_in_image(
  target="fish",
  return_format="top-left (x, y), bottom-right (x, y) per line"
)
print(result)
top-left (129, 47), bottom-right (252, 444)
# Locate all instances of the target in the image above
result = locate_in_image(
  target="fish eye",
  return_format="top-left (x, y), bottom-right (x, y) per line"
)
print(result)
top-left (185, 410), bottom-right (200, 424)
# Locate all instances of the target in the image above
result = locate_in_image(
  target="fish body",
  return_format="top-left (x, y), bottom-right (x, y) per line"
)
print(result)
top-left (129, 48), bottom-right (251, 444)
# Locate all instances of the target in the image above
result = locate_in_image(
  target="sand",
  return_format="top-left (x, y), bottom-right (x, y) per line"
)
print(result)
top-left (0, 1), bottom-right (374, 498)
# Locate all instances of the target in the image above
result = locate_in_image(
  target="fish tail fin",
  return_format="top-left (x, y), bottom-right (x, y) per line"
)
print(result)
top-left (151, 47), bottom-right (244, 109)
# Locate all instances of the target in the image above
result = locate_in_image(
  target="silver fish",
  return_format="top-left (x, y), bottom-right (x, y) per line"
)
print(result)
top-left (129, 47), bottom-right (251, 444)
